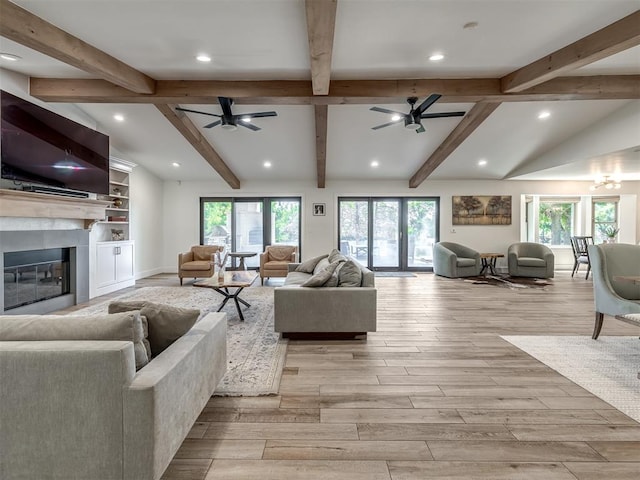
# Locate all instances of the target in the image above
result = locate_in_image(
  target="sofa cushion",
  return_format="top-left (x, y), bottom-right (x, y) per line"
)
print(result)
top-left (313, 257), bottom-right (332, 275)
top-left (301, 261), bottom-right (340, 287)
top-left (284, 271), bottom-right (313, 286)
top-left (338, 260), bottom-right (363, 287)
top-left (108, 301), bottom-right (200, 355)
top-left (0, 311), bottom-right (149, 369)
top-left (295, 254), bottom-right (329, 274)
top-left (517, 257), bottom-right (547, 267)
top-left (456, 258), bottom-right (477, 268)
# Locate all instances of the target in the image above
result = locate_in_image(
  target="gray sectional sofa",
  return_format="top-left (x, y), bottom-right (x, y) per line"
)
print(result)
top-left (0, 310), bottom-right (227, 480)
top-left (274, 252), bottom-right (377, 337)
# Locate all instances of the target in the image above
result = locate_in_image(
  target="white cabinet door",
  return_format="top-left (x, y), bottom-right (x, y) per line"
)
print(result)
top-left (115, 242), bottom-right (134, 282)
top-left (96, 243), bottom-right (118, 287)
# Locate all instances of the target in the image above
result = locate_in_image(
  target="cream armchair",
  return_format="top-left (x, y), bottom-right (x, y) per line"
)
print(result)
top-left (178, 245), bottom-right (224, 285)
top-left (259, 245), bottom-right (297, 285)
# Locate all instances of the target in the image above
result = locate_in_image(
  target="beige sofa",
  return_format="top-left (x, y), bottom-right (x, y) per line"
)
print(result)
top-left (274, 254), bottom-right (377, 338)
top-left (0, 311), bottom-right (227, 480)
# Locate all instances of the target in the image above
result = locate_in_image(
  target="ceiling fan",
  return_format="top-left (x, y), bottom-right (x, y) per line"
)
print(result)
top-left (370, 94), bottom-right (465, 133)
top-left (175, 97), bottom-right (277, 131)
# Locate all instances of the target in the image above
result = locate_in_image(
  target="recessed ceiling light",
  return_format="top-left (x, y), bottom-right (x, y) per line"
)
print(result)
top-left (0, 53), bottom-right (21, 61)
top-left (196, 54), bottom-right (211, 62)
top-left (241, 116), bottom-right (251, 123)
top-left (172, 162), bottom-right (180, 167)
top-left (371, 161), bottom-right (379, 168)
top-left (263, 161), bottom-right (272, 168)
top-left (113, 114), bottom-right (125, 122)
top-left (478, 159), bottom-right (487, 166)
top-left (391, 114), bottom-right (402, 122)
top-left (538, 111), bottom-right (551, 120)
top-left (463, 21), bottom-right (479, 30)
top-left (429, 53), bottom-right (445, 62)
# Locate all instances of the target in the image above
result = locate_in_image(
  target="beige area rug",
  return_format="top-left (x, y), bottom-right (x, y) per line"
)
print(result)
top-left (502, 335), bottom-right (640, 422)
top-left (72, 286), bottom-right (287, 396)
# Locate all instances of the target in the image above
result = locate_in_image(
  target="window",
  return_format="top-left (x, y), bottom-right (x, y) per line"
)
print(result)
top-left (201, 197), bottom-right (301, 269)
top-left (538, 200), bottom-right (577, 246)
top-left (593, 198), bottom-right (619, 244)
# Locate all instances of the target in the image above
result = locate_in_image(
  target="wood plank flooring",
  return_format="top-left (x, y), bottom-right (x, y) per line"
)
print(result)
top-left (65, 272), bottom-right (640, 479)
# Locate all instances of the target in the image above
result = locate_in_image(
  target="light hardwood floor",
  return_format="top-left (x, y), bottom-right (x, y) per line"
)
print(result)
top-left (69, 272), bottom-right (640, 479)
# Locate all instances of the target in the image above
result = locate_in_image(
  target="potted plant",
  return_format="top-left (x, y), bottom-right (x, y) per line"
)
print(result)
top-left (603, 225), bottom-right (620, 243)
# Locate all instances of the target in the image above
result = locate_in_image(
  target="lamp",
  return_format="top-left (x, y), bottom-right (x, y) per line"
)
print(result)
top-left (590, 175), bottom-right (621, 191)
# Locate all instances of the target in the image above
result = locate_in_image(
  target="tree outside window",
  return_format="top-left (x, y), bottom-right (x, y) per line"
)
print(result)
top-left (593, 200), bottom-right (618, 244)
top-left (539, 202), bottom-right (575, 246)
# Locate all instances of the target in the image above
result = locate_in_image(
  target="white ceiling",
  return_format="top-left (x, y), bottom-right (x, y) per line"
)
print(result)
top-left (1, 0), bottom-right (639, 185)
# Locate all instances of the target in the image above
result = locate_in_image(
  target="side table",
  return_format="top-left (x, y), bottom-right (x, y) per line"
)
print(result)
top-left (229, 251), bottom-right (257, 271)
top-left (479, 253), bottom-right (504, 276)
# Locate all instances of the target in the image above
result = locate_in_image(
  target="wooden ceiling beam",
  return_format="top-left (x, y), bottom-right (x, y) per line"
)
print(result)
top-left (0, 0), bottom-right (155, 94)
top-left (305, 0), bottom-right (338, 95)
top-left (313, 105), bottom-right (328, 188)
top-left (30, 75), bottom-right (639, 104)
top-left (155, 104), bottom-right (240, 189)
top-left (501, 10), bottom-right (640, 93)
top-left (409, 103), bottom-right (502, 188)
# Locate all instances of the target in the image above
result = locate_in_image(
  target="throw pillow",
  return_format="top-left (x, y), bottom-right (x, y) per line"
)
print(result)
top-left (300, 261), bottom-right (340, 287)
top-left (324, 261), bottom-right (342, 287)
top-left (313, 257), bottom-right (331, 275)
top-left (328, 248), bottom-right (348, 264)
top-left (295, 254), bottom-right (329, 274)
top-left (338, 260), bottom-right (363, 287)
top-left (108, 301), bottom-right (200, 356)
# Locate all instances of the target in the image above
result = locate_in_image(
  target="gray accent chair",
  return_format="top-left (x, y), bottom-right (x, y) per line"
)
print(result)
top-left (433, 241), bottom-right (481, 278)
top-left (588, 243), bottom-right (640, 339)
top-left (507, 242), bottom-right (554, 278)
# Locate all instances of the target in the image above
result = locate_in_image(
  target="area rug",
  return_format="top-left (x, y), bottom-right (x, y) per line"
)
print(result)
top-left (502, 335), bottom-right (640, 422)
top-left (71, 286), bottom-right (287, 396)
top-left (463, 274), bottom-right (552, 289)
top-left (375, 272), bottom-right (416, 277)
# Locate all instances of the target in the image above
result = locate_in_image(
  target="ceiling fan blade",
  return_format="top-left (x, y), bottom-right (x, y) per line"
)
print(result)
top-left (238, 111), bottom-right (278, 118)
top-left (420, 111), bottom-right (466, 119)
top-left (414, 94), bottom-right (442, 115)
top-left (370, 106), bottom-right (406, 115)
top-left (239, 122), bottom-right (261, 131)
top-left (371, 120), bottom-right (402, 130)
top-left (175, 106), bottom-right (221, 118)
top-left (218, 97), bottom-right (234, 118)
top-left (415, 124), bottom-right (426, 134)
top-left (203, 120), bottom-right (222, 128)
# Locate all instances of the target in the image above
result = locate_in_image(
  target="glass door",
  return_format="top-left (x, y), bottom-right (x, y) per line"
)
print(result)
top-left (338, 200), bottom-right (369, 267)
top-left (234, 200), bottom-right (263, 269)
top-left (372, 199), bottom-right (400, 269)
top-left (406, 199), bottom-right (438, 268)
top-left (270, 199), bottom-right (301, 248)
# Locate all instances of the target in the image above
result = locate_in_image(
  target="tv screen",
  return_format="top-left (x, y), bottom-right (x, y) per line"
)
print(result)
top-left (1, 90), bottom-right (110, 195)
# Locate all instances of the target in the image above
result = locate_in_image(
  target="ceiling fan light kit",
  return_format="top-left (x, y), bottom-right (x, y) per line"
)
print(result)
top-left (371, 94), bottom-right (465, 134)
top-left (175, 97), bottom-right (277, 132)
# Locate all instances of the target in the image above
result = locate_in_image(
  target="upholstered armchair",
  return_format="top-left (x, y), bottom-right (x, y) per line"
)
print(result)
top-left (259, 245), bottom-right (297, 285)
top-left (507, 242), bottom-right (554, 278)
top-left (588, 243), bottom-right (640, 339)
top-left (178, 245), bottom-right (224, 285)
top-left (433, 242), bottom-right (481, 278)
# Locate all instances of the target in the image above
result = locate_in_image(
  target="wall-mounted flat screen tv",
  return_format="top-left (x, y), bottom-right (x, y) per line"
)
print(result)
top-left (1, 90), bottom-right (109, 195)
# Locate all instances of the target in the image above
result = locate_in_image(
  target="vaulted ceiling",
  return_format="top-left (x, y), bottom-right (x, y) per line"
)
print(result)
top-left (1, 0), bottom-right (639, 189)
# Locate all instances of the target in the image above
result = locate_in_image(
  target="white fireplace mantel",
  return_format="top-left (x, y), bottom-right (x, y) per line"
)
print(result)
top-left (0, 189), bottom-right (111, 228)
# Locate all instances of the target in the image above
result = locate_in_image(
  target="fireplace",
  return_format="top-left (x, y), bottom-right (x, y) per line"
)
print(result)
top-left (0, 229), bottom-right (89, 314)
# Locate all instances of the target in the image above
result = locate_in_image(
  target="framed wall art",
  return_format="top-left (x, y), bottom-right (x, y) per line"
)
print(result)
top-left (313, 203), bottom-right (326, 216)
top-left (452, 195), bottom-right (511, 225)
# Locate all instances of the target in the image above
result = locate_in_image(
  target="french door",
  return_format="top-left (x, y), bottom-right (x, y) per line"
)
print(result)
top-left (201, 197), bottom-right (301, 269)
top-left (338, 197), bottom-right (439, 271)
